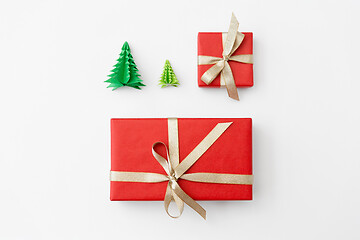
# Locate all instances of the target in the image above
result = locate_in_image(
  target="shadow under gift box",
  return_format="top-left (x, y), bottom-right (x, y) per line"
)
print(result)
top-left (110, 118), bottom-right (252, 201)
top-left (197, 32), bottom-right (253, 87)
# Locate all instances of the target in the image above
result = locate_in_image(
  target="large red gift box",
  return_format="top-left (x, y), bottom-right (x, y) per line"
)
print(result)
top-left (197, 32), bottom-right (253, 87)
top-left (110, 118), bottom-right (252, 201)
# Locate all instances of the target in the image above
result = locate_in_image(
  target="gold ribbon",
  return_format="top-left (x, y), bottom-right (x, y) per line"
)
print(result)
top-left (198, 13), bottom-right (253, 101)
top-left (110, 118), bottom-right (253, 219)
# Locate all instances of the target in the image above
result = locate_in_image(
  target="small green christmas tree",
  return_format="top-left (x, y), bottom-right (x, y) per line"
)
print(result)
top-left (105, 41), bottom-right (145, 90)
top-left (159, 60), bottom-right (179, 88)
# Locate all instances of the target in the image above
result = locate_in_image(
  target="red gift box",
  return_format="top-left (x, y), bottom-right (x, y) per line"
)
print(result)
top-left (110, 118), bottom-right (252, 201)
top-left (197, 32), bottom-right (253, 87)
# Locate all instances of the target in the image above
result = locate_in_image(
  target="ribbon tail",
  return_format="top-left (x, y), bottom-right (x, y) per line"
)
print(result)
top-left (222, 62), bottom-right (239, 101)
top-left (172, 182), bottom-right (206, 220)
top-left (222, 13), bottom-right (240, 56)
top-left (201, 60), bottom-right (225, 85)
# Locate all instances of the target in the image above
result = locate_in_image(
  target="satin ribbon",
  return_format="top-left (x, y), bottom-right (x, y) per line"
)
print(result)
top-left (110, 118), bottom-right (253, 219)
top-left (198, 13), bottom-right (253, 101)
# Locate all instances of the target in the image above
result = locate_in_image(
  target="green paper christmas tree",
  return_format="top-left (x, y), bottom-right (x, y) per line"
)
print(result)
top-left (105, 41), bottom-right (145, 90)
top-left (159, 60), bottom-right (179, 88)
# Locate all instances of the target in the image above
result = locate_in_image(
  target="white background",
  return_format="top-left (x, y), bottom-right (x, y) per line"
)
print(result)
top-left (1, 0), bottom-right (360, 239)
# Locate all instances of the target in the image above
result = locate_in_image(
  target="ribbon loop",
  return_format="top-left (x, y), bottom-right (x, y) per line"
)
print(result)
top-left (152, 136), bottom-right (207, 219)
top-left (152, 142), bottom-right (172, 176)
top-left (164, 183), bottom-right (184, 218)
top-left (198, 13), bottom-right (253, 101)
top-left (200, 60), bottom-right (226, 85)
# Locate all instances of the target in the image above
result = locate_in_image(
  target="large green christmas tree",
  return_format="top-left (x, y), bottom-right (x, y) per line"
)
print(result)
top-left (159, 60), bottom-right (179, 88)
top-left (105, 41), bottom-right (145, 90)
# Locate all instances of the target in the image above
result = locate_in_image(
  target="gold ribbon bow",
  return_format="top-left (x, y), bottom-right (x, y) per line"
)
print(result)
top-left (198, 13), bottom-right (253, 101)
top-left (110, 118), bottom-right (253, 219)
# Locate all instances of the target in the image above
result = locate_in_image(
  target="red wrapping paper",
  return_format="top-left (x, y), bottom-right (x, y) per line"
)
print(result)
top-left (110, 118), bottom-right (252, 201)
top-left (198, 32), bottom-right (253, 87)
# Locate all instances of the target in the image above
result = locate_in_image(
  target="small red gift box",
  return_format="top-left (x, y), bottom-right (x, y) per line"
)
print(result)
top-left (110, 118), bottom-right (252, 201)
top-left (197, 32), bottom-right (253, 87)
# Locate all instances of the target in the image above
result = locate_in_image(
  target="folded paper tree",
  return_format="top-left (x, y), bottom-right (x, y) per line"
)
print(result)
top-left (110, 118), bottom-right (253, 219)
top-left (105, 41), bottom-right (145, 90)
top-left (159, 60), bottom-right (179, 88)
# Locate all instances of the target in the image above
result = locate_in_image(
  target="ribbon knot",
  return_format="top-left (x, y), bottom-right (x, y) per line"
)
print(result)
top-left (168, 171), bottom-right (177, 189)
top-left (169, 174), bottom-right (176, 181)
top-left (198, 13), bottom-right (253, 101)
top-left (222, 55), bottom-right (229, 62)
